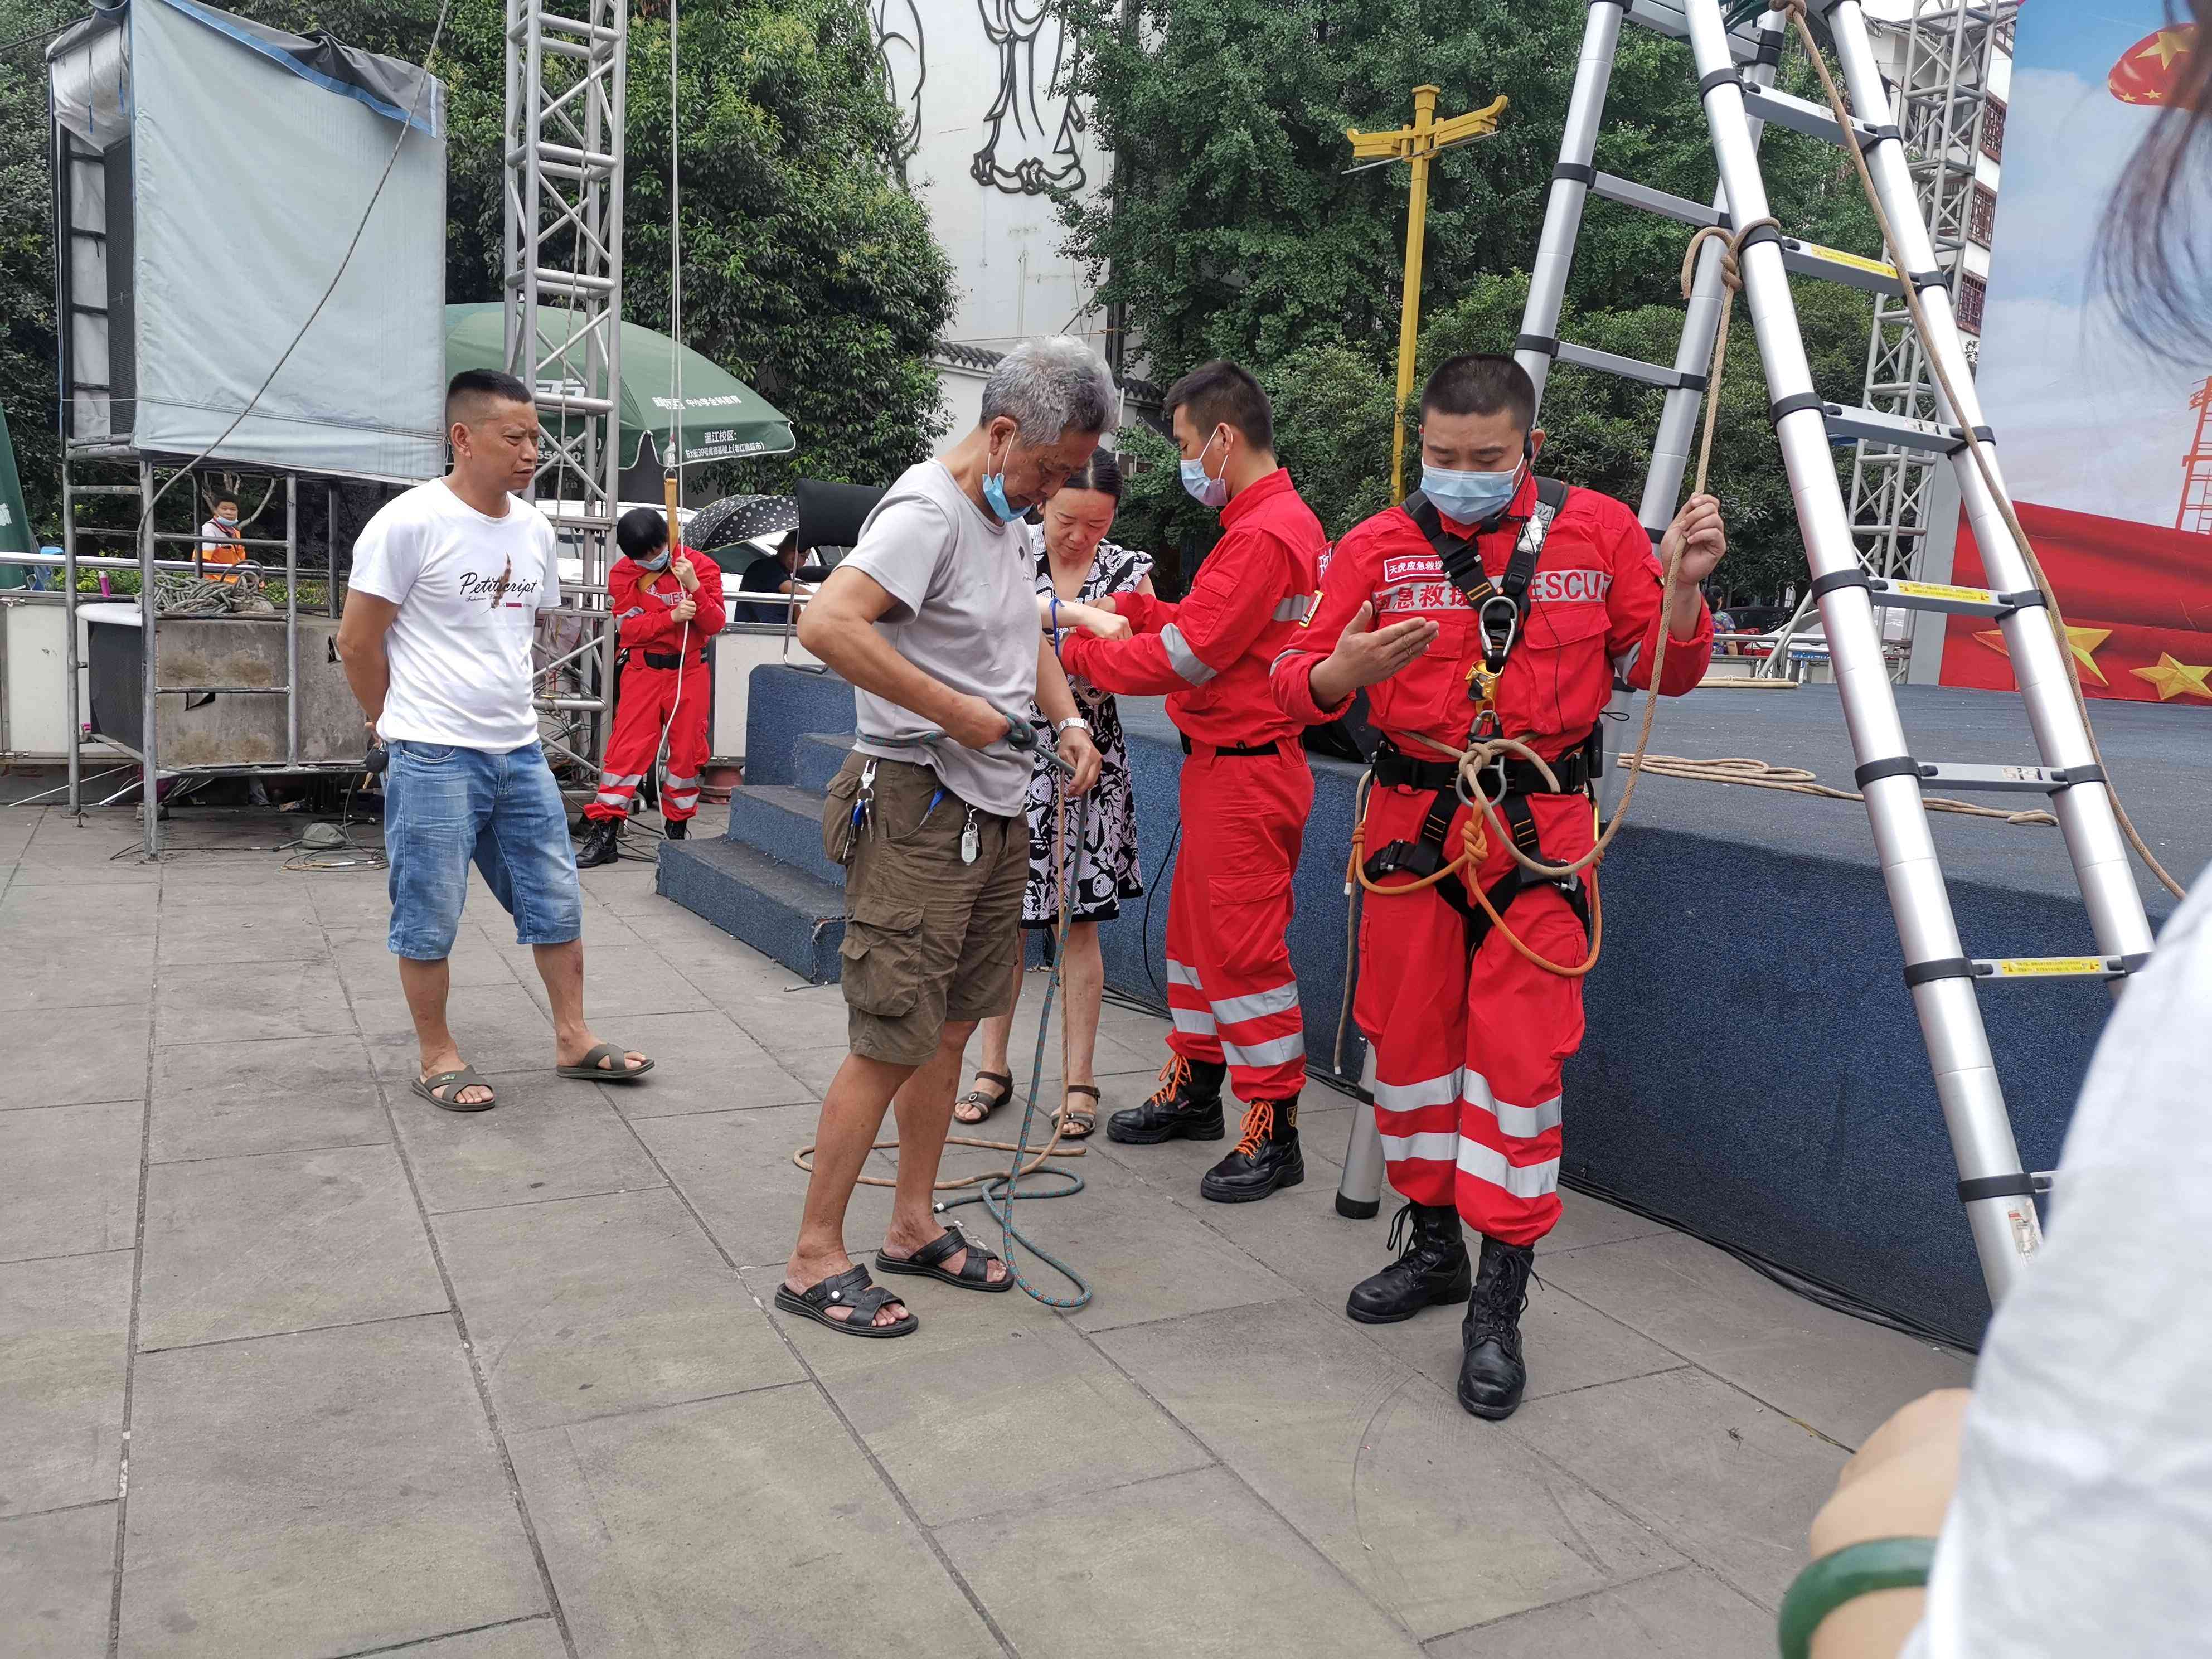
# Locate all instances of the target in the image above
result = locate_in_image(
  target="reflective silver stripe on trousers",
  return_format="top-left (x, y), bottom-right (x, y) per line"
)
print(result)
top-left (1220, 1031), bottom-right (1304, 1068)
top-left (1612, 643), bottom-right (1641, 681)
top-left (598, 772), bottom-right (646, 787)
top-left (1209, 982), bottom-right (1299, 1025)
top-left (1464, 1072), bottom-right (1563, 1139)
top-left (1273, 594), bottom-right (1313, 622)
top-left (593, 791), bottom-right (630, 806)
top-left (1161, 624), bottom-right (1217, 686)
top-left (1457, 1138), bottom-right (1561, 1200)
top-left (664, 774), bottom-right (700, 790)
top-left (1166, 959), bottom-right (1205, 989)
top-left (1171, 1006), bottom-right (1218, 1036)
top-left (1379, 1129), bottom-right (1460, 1162)
top-left (1371, 1070), bottom-right (1463, 1115)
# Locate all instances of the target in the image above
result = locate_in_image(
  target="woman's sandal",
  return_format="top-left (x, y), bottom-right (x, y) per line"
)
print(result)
top-left (773, 1264), bottom-right (918, 1337)
top-left (1058, 1084), bottom-right (1100, 1139)
top-left (875, 1224), bottom-right (1015, 1293)
top-left (953, 1069), bottom-right (1013, 1126)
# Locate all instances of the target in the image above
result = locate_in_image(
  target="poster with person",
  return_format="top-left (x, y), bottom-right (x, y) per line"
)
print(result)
top-left (1942, 9), bottom-right (2212, 705)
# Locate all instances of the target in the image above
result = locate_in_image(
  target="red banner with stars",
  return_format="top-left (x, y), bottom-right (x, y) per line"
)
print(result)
top-left (1938, 502), bottom-right (2212, 703)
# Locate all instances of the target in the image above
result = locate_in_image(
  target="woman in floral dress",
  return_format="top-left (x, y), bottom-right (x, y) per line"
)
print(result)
top-left (957, 452), bottom-right (1153, 1138)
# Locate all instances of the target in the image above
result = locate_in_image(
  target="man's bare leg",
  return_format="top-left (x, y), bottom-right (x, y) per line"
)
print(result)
top-left (785, 1051), bottom-right (918, 1327)
top-left (531, 939), bottom-right (649, 1072)
top-left (397, 955), bottom-right (492, 1106)
top-left (881, 1018), bottom-right (1007, 1283)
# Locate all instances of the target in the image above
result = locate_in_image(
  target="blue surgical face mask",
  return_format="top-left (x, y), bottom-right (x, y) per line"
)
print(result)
top-left (1179, 428), bottom-right (1230, 508)
top-left (980, 434), bottom-right (1022, 523)
top-left (637, 549), bottom-right (671, 572)
top-left (1422, 460), bottom-right (1524, 526)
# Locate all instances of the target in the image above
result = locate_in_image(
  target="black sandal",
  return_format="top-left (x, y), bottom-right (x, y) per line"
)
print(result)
top-left (954, 1069), bottom-right (1013, 1126)
top-left (773, 1265), bottom-right (918, 1337)
top-left (1059, 1084), bottom-right (1100, 1139)
top-left (875, 1224), bottom-right (1014, 1293)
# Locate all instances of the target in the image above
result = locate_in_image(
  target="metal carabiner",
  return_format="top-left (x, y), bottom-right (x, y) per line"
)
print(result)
top-left (1476, 593), bottom-right (1520, 667)
top-left (1454, 753), bottom-right (1511, 809)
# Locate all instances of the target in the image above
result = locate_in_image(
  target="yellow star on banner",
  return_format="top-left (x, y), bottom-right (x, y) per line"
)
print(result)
top-left (2141, 28), bottom-right (2192, 71)
top-left (1972, 625), bottom-right (2113, 685)
top-left (2130, 653), bottom-right (2212, 701)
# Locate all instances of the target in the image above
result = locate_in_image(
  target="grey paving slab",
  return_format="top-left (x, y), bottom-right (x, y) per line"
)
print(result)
top-left (0, 1102), bottom-right (143, 1262)
top-left (0, 936), bottom-right (156, 1014)
top-left (120, 1315), bottom-right (547, 1659)
top-left (773, 1272), bottom-right (1210, 1526)
top-left (745, 1041), bottom-right (854, 1099)
top-left (1544, 1190), bottom-right (1676, 1254)
top-left (154, 908), bottom-right (329, 967)
top-left (707, 988), bottom-right (861, 1056)
top-left (362, 1619), bottom-right (569, 1659)
top-left (1427, 1566), bottom-right (1775, 1659)
top-left (0, 1503), bottom-right (117, 1659)
top-left (557, 1005), bottom-right (770, 1099)
top-left (608, 1056), bottom-right (817, 1120)
top-left (362, 990), bottom-right (558, 1084)
top-left (434, 1186), bottom-right (801, 1430)
top-left (138, 1143), bottom-right (446, 1350)
top-left (1505, 1366), bottom-right (1847, 1610)
top-left (1362, 1279), bottom-right (1690, 1408)
top-left (509, 1385), bottom-right (1000, 1658)
top-left (0, 1010), bottom-right (149, 1113)
top-left (635, 1098), bottom-right (898, 1268)
top-left (5, 856), bottom-right (162, 890)
top-left (945, 1464), bottom-right (1427, 1658)
top-left (154, 957), bottom-right (353, 1046)
top-left (149, 1033), bottom-right (388, 1163)
top-left (0, 1252), bottom-right (132, 1518)
top-left (326, 926), bottom-right (522, 995)
top-left (1097, 1298), bottom-right (1679, 1641)
top-left (511, 943), bottom-right (715, 1020)
top-left (391, 1075), bottom-right (666, 1215)
top-left (1536, 1230), bottom-right (1971, 1448)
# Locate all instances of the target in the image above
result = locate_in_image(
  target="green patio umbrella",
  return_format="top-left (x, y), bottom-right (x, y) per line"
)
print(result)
top-left (443, 302), bottom-right (796, 468)
top-left (0, 405), bottom-right (33, 589)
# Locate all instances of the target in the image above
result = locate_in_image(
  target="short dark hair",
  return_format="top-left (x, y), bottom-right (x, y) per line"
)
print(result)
top-left (1421, 353), bottom-right (1536, 432)
top-left (446, 368), bottom-right (533, 426)
top-left (1164, 360), bottom-right (1273, 452)
top-left (616, 506), bottom-right (670, 561)
top-left (1061, 450), bottom-right (1124, 501)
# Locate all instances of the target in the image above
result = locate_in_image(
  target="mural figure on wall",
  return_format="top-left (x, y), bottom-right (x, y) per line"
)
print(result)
top-left (970, 0), bottom-right (1087, 195)
top-left (872, 0), bottom-right (926, 177)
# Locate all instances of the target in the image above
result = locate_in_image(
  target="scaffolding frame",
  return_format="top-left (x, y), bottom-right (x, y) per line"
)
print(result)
top-left (1844, 0), bottom-right (2014, 594)
top-left (504, 0), bottom-right (628, 777)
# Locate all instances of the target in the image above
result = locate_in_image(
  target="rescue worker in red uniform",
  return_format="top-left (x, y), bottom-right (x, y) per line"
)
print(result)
top-left (1273, 355), bottom-right (1724, 1418)
top-left (578, 507), bottom-right (726, 867)
top-left (1055, 362), bottom-right (1329, 1204)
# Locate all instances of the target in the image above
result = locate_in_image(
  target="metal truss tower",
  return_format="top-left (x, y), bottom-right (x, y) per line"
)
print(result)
top-left (503, 0), bottom-right (628, 770)
top-left (1844, 0), bottom-right (2014, 590)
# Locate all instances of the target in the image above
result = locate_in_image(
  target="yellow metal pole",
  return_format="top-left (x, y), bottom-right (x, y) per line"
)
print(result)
top-left (1391, 86), bottom-right (1439, 500)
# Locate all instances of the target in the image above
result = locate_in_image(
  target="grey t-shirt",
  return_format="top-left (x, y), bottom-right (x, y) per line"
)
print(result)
top-left (843, 459), bottom-right (1038, 817)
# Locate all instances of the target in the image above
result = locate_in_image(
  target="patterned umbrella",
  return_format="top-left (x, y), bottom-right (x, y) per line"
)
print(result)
top-left (686, 493), bottom-right (801, 553)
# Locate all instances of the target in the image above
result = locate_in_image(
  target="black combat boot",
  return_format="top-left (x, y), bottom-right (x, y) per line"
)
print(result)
top-left (1346, 1201), bottom-right (1472, 1324)
top-left (576, 815), bottom-right (623, 869)
top-left (1199, 1095), bottom-right (1304, 1204)
top-left (1457, 1234), bottom-right (1537, 1420)
top-left (1107, 1056), bottom-right (1226, 1144)
top-left (663, 817), bottom-right (688, 841)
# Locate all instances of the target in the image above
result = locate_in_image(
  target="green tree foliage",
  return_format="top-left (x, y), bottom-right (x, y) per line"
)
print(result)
top-left (0, 0), bottom-right (951, 539)
top-left (1067, 0), bottom-right (1884, 597)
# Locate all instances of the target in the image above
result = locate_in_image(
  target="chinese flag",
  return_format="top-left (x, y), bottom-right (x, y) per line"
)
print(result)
top-left (2111, 25), bottom-right (2196, 105)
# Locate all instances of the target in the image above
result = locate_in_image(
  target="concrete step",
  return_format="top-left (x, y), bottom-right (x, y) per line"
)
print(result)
top-left (656, 835), bottom-right (845, 984)
top-left (793, 730), bottom-right (857, 795)
top-left (721, 784), bottom-right (850, 889)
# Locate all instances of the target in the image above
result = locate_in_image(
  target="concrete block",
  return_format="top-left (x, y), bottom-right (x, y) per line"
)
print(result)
top-left (0, 1102), bottom-right (142, 1263)
top-left (389, 1078), bottom-right (664, 1216)
top-left (0, 1011), bottom-right (149, 1113)
top-left (154, 958), bottom-right (353, 1046)
top-left (149, 1034), bottom-right (387, 1163)
top-left (0, 1252), bottom-right (132, 1517)
top-left (0, 1503), bottom-right (117, 1659)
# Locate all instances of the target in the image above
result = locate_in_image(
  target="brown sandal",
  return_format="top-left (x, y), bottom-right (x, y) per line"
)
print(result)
top-left (955, 1070), bottom-right (1013, 1126)
top-left (1058, 1084), bottom-right (1100, 1139)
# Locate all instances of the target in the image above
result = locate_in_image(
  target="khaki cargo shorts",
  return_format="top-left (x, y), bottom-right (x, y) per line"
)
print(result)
top-left (821, 752), bottom-right (1028, 1068)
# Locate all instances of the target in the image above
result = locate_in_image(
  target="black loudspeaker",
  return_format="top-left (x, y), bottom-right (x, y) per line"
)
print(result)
top-left (795, 478), bottom-right (887, 559)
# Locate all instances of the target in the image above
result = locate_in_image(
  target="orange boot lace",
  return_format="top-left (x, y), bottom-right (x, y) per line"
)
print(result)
top-left (1145, 1055), bottom-right (1192, 1110)
top-left (1232, 1100), bottom-right (1276, 1159)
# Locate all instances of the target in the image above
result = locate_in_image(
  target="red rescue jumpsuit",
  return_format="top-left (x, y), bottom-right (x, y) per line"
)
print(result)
top-left (585, 548), bottom-right (726, 825)
top-left (1058, 469), bottom-right (1328, 1104)
top-left (1273, 477), bottom-right (1711, 1244)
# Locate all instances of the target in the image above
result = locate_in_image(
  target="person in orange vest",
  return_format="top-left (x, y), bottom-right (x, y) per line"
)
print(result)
top-left (198, 495), bottom-right (248, 583)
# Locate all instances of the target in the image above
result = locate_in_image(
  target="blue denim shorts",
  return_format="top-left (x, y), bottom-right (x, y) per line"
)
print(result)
top-left (384, 739), bottom-right (584, 960)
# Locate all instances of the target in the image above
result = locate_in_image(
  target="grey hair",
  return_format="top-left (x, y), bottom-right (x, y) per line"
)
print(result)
top-left (978, 336), bottom-right (1119, 443)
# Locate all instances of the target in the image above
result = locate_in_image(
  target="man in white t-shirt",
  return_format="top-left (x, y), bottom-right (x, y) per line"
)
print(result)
top-left (336, 370), bottom-right (653, 1112)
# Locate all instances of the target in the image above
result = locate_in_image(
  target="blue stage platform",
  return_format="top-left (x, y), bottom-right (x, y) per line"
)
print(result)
top-left (663, 663), bottom-right (2208, 1347)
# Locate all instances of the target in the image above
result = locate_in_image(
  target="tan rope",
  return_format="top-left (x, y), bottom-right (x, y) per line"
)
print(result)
top-left (1764, 0), bottom-right (2182, 898)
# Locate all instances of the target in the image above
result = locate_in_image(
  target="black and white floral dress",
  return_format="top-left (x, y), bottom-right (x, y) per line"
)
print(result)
top-left (1024, 536), bottom-right (1152, 927)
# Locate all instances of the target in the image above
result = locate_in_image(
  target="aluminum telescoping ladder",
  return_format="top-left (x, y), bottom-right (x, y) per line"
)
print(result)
top-left (1338, 0), bottom-right (2160, 1307)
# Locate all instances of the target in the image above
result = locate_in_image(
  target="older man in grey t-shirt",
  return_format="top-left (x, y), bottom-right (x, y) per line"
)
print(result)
top-left (778, 337), bottom-right (1109, 1340)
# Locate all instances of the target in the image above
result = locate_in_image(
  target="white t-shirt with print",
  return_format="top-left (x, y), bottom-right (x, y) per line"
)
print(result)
top-left (349, 479), bottom-right (560, 752)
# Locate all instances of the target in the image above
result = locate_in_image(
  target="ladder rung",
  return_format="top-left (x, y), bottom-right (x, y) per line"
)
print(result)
top-left (1779, 238), bottom-right (1900, 297)
top-left (158, 686), bottom-right (293, 696)
top-left (1862, 578), bottom-right (2033, 619)
top-left (1912, 763), bottom-right (2101, 796)
top-left (1973, 957), bottom-right (2138, 982)
top-left (1740, 85), bottom-right (1892, 152)
top-left (1811, 403), bottom-right (1989, 454)
top-left (1556, 341), bottom-right (1701, 391)
top-left (1591, 172), bottom-right (1721, 229)
top-left (1622, 0), bottom-right (1765, 61)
